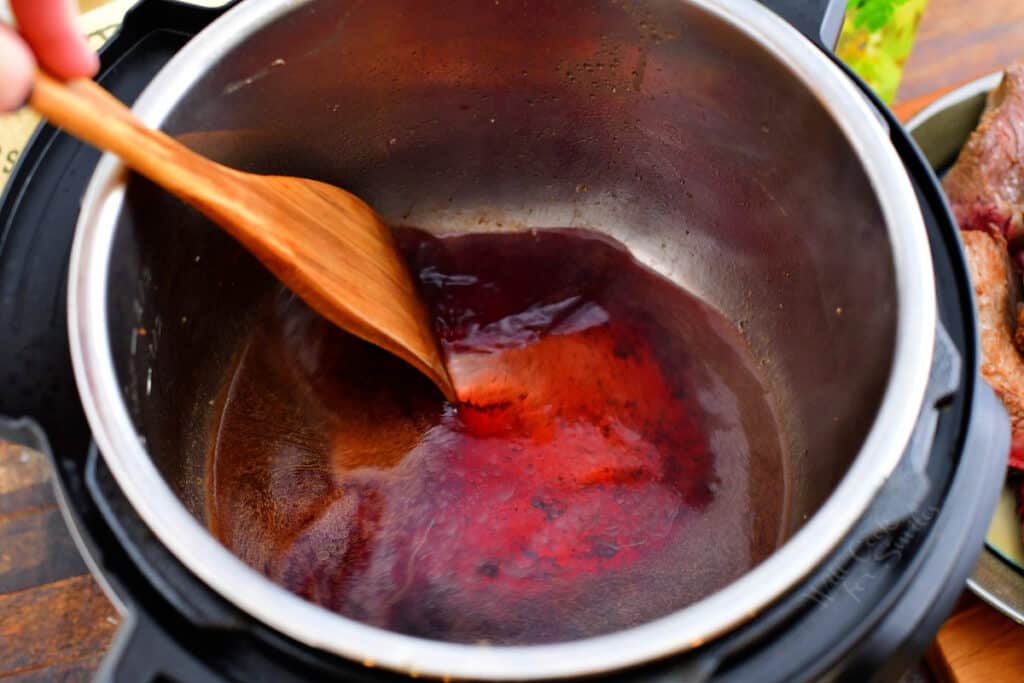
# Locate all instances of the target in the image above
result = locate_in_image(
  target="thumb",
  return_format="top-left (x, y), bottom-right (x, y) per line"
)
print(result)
top-left (0, 25), bottom-right (35, 111)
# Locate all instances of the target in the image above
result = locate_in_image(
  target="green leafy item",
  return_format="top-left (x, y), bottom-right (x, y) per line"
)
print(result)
top-left (838, 0), bottom-right (928, 103)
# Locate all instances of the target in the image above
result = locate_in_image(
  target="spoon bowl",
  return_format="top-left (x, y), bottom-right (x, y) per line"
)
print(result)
top-left (29, 72), bottom-right (455, 401)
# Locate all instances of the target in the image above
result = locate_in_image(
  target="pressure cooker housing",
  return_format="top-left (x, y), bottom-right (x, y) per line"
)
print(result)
top-left (0, 1), bottom-right (1010, 681)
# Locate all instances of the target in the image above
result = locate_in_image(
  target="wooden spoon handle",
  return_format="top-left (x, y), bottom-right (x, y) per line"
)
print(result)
top-left (29, 72), bottom-right (226, 199)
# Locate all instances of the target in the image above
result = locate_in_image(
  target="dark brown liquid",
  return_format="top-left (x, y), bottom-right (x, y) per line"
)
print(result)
top-left (207, 228), bottom-right (787, 644)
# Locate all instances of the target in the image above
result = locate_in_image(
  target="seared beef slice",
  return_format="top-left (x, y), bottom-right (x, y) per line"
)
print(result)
top-left (943, 64), bottom-right (1024, 468)
top-left (961, 230), bottom-right (1024, 468)
top-left (944, 63), bottom-right (1024, 242)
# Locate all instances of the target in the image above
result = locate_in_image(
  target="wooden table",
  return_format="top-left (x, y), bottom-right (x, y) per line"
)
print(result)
top-left (0, 442), bottom-right (119, 681)
top-left (892, 0), bottom-right (1024, 120)
top-left (2, 1), bottom-right (1024, 681)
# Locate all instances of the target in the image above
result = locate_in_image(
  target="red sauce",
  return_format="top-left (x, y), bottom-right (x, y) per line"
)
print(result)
top-left (207, 228), bottom-right (787, 644)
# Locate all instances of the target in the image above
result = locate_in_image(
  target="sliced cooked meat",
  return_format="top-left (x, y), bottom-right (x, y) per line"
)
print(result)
top-left (944, 64), bottom-right (1024, 249)
top-left (944, 62), bottom-right (1024, 479)
top-left (961, 230), bottom-right (1024, 468)
top-left (1016, 308), bottom-right (1024, 355)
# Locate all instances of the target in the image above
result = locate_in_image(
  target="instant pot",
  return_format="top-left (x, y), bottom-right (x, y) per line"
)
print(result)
top-left (0, 0), bottom-right (1011, 680)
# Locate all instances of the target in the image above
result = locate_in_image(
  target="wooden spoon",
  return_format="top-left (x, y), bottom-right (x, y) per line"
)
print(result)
top-left (30, 72), bottom-right (456, 402)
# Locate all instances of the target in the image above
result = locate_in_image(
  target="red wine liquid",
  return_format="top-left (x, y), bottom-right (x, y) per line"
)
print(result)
top-left (207, 228), bottom-right (787, 644)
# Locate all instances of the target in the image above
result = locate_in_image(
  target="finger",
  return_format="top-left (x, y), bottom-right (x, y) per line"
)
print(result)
top-left (11, 0), bottom-right (98, 79)
top-left (0, 25), bottom-right (35, 111)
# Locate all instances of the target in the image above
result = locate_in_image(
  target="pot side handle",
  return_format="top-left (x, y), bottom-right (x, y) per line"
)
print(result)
top-left (757, 0), bottom-right (847, 50)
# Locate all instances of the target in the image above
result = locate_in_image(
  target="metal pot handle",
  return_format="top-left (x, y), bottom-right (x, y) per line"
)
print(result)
top-left (0, 415), bottom-right (52, 453)
top-left (757, 0), bottom-right (847, 50)
top-left (94, 611), bottom-right (223, 683)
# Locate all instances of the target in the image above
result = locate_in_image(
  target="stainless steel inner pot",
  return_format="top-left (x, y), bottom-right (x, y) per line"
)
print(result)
top-left (68, 0), bottom-right (936, 678)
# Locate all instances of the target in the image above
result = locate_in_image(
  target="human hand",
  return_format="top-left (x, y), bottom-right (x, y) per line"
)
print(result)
top-left (0, 0), bottom-right (99, 111)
